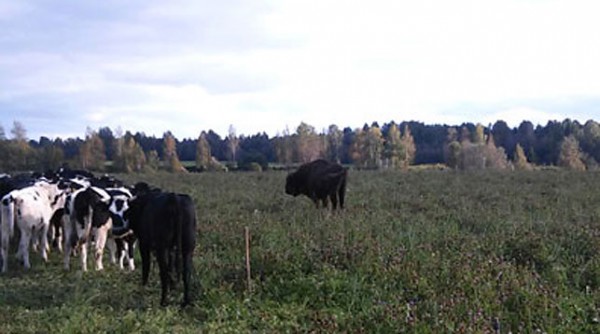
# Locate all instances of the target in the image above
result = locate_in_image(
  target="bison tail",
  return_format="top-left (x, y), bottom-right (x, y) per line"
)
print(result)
top-left (339, 168), bottom-right (348, 206)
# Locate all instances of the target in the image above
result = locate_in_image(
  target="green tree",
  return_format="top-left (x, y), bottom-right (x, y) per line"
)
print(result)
top-left (295, 122), bottom-right (322, 163)
top-left (38, 142), bottom-right (65, 171)
top-left (326, 124), bottom-right (343, 163)
top-left (274, 128), bottom-right (294, 166)
top-left (146, 150), bottom-right (160, 172)
top-left (558, 135), bottom-right (586, 171)
top-left (446, 141), bottom-right (461, 169)
top-left (8, 121), bottom-right (34, 170)
top-left (581, 120), bottom-right (600, 164)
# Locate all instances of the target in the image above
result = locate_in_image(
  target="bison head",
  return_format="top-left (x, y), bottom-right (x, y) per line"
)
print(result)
top-left (285, 172), bottom-right (301, 196)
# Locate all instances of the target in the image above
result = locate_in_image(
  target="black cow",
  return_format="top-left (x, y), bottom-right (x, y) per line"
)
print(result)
top-left (285, 159), bottom-right (348, 210)
top-left (124, 184), bottom-right (197, 306)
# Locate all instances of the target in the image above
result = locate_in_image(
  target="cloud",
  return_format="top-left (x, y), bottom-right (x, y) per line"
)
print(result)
top-left (1, 0), bottom-right (600, 140)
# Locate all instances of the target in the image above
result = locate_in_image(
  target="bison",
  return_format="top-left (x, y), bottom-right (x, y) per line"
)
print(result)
top-left (285, 159), bottom-right (348, 210)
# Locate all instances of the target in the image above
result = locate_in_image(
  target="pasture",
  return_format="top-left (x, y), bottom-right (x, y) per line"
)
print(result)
top-left (1, 170), bottom-right (599, 333)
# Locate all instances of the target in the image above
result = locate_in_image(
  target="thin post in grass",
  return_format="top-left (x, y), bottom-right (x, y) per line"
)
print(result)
top-left (245, 226), bottom-right (252, 293)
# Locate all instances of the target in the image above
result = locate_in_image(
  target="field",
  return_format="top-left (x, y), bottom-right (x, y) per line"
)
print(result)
top-left (1, 170), bottom-right (599, 333)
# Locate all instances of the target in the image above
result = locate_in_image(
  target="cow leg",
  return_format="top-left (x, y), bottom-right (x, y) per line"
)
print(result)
top-left (182, 252), bottom-right (193, 307)
top-left (126, 239), bottom-right (136, 271)
top-left (118, 241), bottom-right (126, 269)
top-left (63, 221), bottom-right (73, 270)
top-left (18, 228), bottom-right (32, 269)
top-left (39, 221), bottom-right (50, 263)
top-left (106, 238), bottom-right (118, 266)
top-left (94, 227), bottom-right (109, 271)
top-left (1, 228), bottom-right (9, 273)
top-left (141, 246), bottom-right (151, 285)
top-left (63, 240), bottom-right (71, 270)
top-left (80, 241), bottom-right (88, 272)
top-left (56, 222), bottom-right (63, 253)
top-left (167, 248), bottom-right (178, 288)
top-left (156, 249), bottom-right (170, 306)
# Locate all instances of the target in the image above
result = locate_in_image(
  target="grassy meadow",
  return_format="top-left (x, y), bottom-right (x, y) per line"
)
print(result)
top-left (1, 169), bottom-right (599, 333)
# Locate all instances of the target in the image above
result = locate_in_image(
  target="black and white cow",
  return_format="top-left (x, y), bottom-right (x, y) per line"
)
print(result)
top-left (104, 187), bottom-right (136, 271)
top-left (62, 183), bottom-right (136, 272)
top-left (62, 186), bottom-right (111, 271)
top-left (123, 183), bottom-right (197, 306)
top-left (1, 180), bottom-right (66, 272)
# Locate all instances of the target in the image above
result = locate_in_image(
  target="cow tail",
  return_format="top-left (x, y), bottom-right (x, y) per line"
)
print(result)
top-left (1, 196), bottom-right (15, 238)
top-left (168, 194), bottom-right (183, 280)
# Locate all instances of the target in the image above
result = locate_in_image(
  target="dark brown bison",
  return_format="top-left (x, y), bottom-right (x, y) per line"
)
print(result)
top-left (285, 159), bottom-right (347, 210)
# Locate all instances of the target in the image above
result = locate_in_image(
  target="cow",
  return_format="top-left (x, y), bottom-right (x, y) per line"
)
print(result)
top-left (1, 180), bottom-right (66, 272)
top-left (104, 187), bottom-right (136, 271)
top-left (285, 159), bottom-right (348, 210)
top-left (123, 183), bottom-right (197, 306)
top-left (62, 186), bottom-right (112, 271)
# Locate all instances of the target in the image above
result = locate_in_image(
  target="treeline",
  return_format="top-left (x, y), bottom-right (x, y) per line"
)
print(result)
top-left (0, 119), bottom-right (599, 173)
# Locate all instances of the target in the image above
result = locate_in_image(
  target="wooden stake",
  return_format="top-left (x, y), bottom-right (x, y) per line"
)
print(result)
top-left (245, 226), bottom-right (252, 292)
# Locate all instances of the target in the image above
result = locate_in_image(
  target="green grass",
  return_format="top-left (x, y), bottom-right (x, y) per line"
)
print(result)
top-left (1, 170), bottom-right (599, 332)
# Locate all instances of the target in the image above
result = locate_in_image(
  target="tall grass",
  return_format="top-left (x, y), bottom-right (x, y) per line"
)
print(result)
top-left (1, 170), bottom-right (599, 332)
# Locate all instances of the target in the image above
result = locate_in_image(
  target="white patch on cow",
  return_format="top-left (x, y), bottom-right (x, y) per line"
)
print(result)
top-left (91, 187), bottom-right (111, 204)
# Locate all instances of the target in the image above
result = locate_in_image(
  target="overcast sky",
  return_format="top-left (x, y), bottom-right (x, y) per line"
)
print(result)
top-left (1, 0), bottom-right (600, 140)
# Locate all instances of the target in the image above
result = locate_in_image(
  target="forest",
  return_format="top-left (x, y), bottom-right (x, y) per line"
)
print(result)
top-left (0, 118), bottom-right (598, 173)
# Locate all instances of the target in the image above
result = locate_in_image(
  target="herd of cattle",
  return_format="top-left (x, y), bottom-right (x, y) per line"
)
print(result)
top-left (0, 159), bottom-right (347, 306)
top-left (0, 168), bottom-right (196, 306)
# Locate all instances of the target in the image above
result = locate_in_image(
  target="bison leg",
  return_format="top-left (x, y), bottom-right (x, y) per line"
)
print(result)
top-left (330, 193), bottom-right (338, 210)
top-left (338, 186), bottom-right (346, 210)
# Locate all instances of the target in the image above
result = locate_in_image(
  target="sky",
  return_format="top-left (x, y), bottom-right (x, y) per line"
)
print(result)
top-left (1, 0), bottom-right (600, 140)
